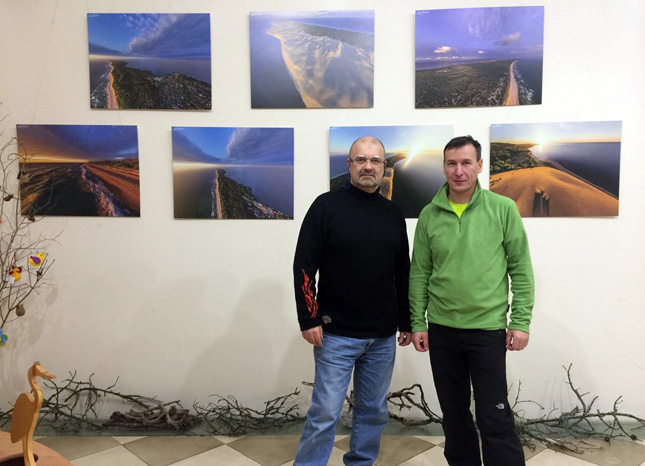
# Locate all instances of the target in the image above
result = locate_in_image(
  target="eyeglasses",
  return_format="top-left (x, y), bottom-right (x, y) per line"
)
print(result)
top-left (348, 156), bottom-right (385, 166)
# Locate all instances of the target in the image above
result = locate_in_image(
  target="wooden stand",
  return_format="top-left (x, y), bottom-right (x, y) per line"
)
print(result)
top-left (0, 362), bottom-right (72, 465)
top-left (0, 432), bottom-right (72, 465)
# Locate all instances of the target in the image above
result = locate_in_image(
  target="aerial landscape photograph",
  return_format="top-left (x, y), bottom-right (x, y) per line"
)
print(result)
top-left (88, 13), bottom-right (211, 110)
top-left (250, 10), bottom-right (374, 108)
top-left (17, 125), bottom-right (140, 217)
top-left (490, 121), bottom-right (621, 217)
top-left (172, 127), bottom-right (294, 219)
top-left (415, 6), bottom-right (544, 108)
top-left (329, 125), bottom-right (453, 218)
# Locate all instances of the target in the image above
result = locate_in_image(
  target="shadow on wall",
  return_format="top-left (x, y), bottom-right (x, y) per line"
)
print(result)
top-left (183, 278), bottom-right (312, 408)
top-left (505, 307), bottom-right (592, 419)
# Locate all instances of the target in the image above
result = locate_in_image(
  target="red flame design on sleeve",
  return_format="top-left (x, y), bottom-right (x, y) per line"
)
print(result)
top-left (301, 269), bottom-right (318, 319)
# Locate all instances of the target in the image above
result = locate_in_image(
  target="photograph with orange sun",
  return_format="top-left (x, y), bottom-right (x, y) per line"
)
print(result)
top-left (329, 125), bottom-right (453, 218)
top-left (17, 124), bottom-right (140, 217)
top-left (490, 121), bottom-right (621, 217)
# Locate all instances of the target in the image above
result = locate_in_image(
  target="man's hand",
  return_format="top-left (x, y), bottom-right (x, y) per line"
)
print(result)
top-left (301, 326), bottom-right (323, 346)
top-left (398, 332), bottom-right (412, 346)
top-left (411, 331), bottom-right (429, 352)
top-left (506, 329), bottom-right (529, 351)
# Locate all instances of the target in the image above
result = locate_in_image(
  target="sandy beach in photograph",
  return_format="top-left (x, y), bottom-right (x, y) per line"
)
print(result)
top-left (490, 167), bottom-right (618, 217)
top-left (503, 61), bottom-right (519, 106)
top-left (83, 162), bottom-right (139, 214)
top-left (106, 63), bottom-right (118, 109)
top-left (214, 169), bottom-right (223, 219)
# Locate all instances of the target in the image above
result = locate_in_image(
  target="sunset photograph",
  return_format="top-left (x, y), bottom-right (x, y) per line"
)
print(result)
top-left (330, 125), bottom-right (453, 218)
top-left (17, 125), bottom-right (140, 217)
top-left (490, 121), bottom-right (621, 217)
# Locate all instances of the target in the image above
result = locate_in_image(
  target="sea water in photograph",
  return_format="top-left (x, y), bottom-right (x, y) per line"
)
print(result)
top-left (415, 6), bottom-right (544, 108)
top-left (172, 127), bottom-right (294, 219)
top-left (250, 10), bottom-right (374, 108)
top-left (88, 13), bottom-right (211, 110)
top-left (490, 121), bottom-right (622, 217)
top-left (329, 125), bottom-right (453, 218)
top-left (17, 125), bottom-right (140, 217)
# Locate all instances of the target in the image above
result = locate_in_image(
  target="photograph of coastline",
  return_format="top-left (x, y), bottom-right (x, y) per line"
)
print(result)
top-left (17, 125), bottom-right (140, 217)
top-left (173, 127), bottom-right (294, 219)
top-left (88, 13), bottom-right (211, 110)
top-left (490, 121), bottom-right (621, 217)
top-left (330, 125), bottom-right (453, 218)
top-left (250, 10), bottom-right (374, 108)
top-left (415, 6), bottom-right (544, 108)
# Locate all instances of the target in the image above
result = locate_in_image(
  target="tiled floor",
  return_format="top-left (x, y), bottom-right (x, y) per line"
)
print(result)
top-left (28, 434), bottom-right (645, 466)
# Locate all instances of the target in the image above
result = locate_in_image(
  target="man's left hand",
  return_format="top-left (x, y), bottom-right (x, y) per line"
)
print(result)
top-left (398, 332), bottom-right (411, 346)
top-left (506, 329), bottom-right (529, 351)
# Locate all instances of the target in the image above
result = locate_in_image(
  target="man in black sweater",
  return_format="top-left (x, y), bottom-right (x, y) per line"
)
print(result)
top-left (293, 136), bottom-right (411, 466)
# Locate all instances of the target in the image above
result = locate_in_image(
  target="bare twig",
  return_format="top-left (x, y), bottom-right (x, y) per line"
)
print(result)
top-left (194, 389), bottom-right (304, 435)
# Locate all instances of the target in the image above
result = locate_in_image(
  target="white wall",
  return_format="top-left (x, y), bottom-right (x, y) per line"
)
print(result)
top-left (0, 0), bottom-right (643, 420)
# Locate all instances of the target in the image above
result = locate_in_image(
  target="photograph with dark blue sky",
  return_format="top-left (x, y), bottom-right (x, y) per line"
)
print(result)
top-left (172, 127), bottom-right (294, 220)
top-left (18, 125), bottom-right (138, 163)
top-left (88, 13), bottom-right (211, 110)
top-left (18, 125), bottom-right (140, 217)
top-left (415, 6), bottom-right (544, 108)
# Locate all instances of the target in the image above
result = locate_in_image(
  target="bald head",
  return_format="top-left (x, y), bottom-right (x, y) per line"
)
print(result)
top-left (349, 136), bottom-right (385, 159)
top-left (346, 136), bottom-right (386, 193)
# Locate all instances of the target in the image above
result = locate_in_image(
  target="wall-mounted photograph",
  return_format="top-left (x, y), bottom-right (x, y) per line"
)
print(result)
top-left (330, 125), bottom-right (453, 218)
top-left (490, 121), bottom-right (621, 217)
top-left (88, 13), bottom-right (211, 110)
top-left (173, 127), bottom-right (294, 219)
top-left (17, 125), bottom-right (140, 217)
top-left (250, 10), bottom-right (374, 108)
top-left (415, 6), bottom-right (544, 108)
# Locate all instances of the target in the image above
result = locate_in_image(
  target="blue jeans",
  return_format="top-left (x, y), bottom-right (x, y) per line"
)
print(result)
top-left (294, 332), bottom-right (396, 466)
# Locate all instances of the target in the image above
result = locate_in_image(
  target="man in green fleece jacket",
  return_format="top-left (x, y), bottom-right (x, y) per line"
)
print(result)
top-left (409, 135), bottom-right (534, 466)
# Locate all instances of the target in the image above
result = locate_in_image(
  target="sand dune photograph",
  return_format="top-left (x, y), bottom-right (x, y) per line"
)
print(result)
top-left (490, 121), bottom-right (621, 217)
top-left (17, 125), bottom-right (140, 217)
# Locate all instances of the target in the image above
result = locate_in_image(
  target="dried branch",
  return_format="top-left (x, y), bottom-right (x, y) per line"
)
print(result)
top-left (0, 371), bottom-right (197, 432)
top-left (386, 383), bottom-right (443, 426)
top-left (194, 389), bottom-right (304, 435)
top-left (512, 364), bottom-right (645, 452)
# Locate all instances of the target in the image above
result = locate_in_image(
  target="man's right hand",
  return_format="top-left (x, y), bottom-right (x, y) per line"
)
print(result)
top-left (412, 331), bottom-right (429, 352)
top-left (301, 326), bottom-right (323, 346)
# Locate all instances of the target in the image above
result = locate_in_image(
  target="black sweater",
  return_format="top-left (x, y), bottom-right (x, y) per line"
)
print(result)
top-left (293, 183), bottom-right (411, 338)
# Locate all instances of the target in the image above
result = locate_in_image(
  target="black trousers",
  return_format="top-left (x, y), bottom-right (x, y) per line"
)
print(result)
top-left (428, 324), bottom-right (525, 466)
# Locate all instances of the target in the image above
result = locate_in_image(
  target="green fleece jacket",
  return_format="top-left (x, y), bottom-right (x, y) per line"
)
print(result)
top-left (409, 182), bottom-right (534, 333)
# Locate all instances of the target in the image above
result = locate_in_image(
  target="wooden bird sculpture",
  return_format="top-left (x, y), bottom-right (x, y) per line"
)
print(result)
top-left (10, 361), bottom-right (55, 466)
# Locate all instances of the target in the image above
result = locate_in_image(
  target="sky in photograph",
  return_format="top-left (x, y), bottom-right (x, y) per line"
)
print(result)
top-left (491, 121), bottom-right (622, 144)
top-left (17, 125), bottom-right (138, 163)
top-left (329, 125), bottom-right (453, 155)
top-left (416, 6), bottom-right (543, 63)
top-left (250, 10), bottom-right (374, 33)
top-left (172, 127), bottom-right (294, 165)
top-left (88, 13), bottom-right (211, 58)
